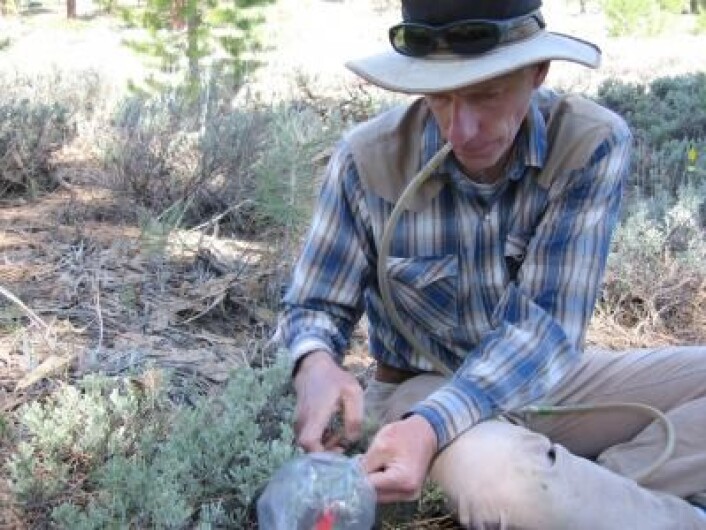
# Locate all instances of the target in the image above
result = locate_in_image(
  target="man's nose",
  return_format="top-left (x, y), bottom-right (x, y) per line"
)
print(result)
top-left (446, 98), bottom-right (481, 145)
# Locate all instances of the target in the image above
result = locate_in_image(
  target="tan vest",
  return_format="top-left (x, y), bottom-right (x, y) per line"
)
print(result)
top-left (344, 94), bottom-right (624, 211)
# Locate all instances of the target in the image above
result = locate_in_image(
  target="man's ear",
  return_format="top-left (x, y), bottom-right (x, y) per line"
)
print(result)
top-left (533, 61), bottom-right (551, 88)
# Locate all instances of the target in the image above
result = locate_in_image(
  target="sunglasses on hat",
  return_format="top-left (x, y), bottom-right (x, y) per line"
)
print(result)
top-left (389, 11), bottom-right (546, 58)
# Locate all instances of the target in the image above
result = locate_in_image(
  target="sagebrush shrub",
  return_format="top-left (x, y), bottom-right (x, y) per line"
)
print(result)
top-left (0, 100), bottom-right (73, 197)
top-left (0, 69), bottom-right (123, 199)
top-left (598, 184), bottom-right (706, 339)
top-left (8, 374), bottom-right (170, 508)
top-left (601, 0), bottom-right (663, 36)
top-left (597, 74), bottom-right (706, 143)
top-left (595, 73), bottom-right (706, 197)
top-left (8, 356), bottom-right (298, 529)
top-left (104, 91), bottom-right (264, 227)
top-left (658, 0), bottom-right (684, 13)
top-left (102, 84), bottom-right (341, 237)
top-left (698, 11), bottom-right (706, 33)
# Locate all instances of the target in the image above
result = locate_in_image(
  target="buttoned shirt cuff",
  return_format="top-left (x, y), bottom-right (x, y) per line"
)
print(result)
top-left (410, 381), bottom-right (494, 449)
top-left (288, 333), bottom-right (341, 377)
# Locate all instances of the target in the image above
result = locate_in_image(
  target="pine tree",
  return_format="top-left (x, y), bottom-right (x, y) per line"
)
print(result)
top-left (122, 0), bottom-right (273, 95)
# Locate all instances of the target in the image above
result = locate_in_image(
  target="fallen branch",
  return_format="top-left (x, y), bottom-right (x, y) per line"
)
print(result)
top-left (0, 284), bottom-right (49, 332)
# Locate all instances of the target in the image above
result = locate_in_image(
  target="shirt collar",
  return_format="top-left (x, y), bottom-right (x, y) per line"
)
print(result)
top-left (522, 93), bottom-right (548, 171)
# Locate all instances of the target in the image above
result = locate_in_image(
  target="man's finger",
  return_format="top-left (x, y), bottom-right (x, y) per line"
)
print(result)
top-left (323, 432), bottom-right (353, 453)
top-left (298, 426), bottom-right (325, 452)
top-left (296, 402), bottom-right (335, 452)
top-left (340, 386), bottom-right (364, 442)
top-left (359, 450), bottom-right (386, 475)
top-left (367, 468), bottom-right (421, 503)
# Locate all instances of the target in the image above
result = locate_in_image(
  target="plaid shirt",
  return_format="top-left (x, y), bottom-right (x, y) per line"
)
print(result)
top-left (280, 89), bottom-right (632, 448)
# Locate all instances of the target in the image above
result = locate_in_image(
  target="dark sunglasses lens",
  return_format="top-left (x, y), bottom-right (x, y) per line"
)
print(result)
top-left (445, 23), bottom-right (500, 54)
top-left (391, 26), bottom-right (435, 57)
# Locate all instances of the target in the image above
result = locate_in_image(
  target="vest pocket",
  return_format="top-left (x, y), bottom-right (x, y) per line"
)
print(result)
top-left (384, 254), bottom-right (460, 334)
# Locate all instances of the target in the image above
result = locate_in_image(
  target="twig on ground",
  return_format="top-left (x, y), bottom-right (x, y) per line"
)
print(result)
top-left (91, 273), bottom-right (104, 364)
top-left (0, 285), bottom-right (49, 332)
top-left (187, 199), bottom-right (254, 233)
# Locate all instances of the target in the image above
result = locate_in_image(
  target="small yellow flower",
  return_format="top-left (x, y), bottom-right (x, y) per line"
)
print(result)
top-left (687, 145), bottom-right (698, 165)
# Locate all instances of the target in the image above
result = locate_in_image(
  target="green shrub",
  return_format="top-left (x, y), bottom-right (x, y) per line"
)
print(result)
top-left (696, 10), bottom-right (706, 32)
top-left (103, 83), bottom-right (342, 237)
top-left (595, 73), bottom-right (706, 196)
top-left (601, 0), bottom-right (664, 36)
top-left (8, 357), bottom-right (298, 528)
top-left (0, 70), bottom-right (121, 199)
top-left (103, 89), bottom-right (267, 232)
top-left (0, 70), bottom-right (113, 124)
top-left (596, 184), bottom-right (706, 340)
top-left (0, 100), bottom-right (73, 197)
top-left (8, 374), bottom-right (169, 508)
top-left (658, 0), bottom-right (685, 13)
top-left (253, 104), bottom-right (341, 233)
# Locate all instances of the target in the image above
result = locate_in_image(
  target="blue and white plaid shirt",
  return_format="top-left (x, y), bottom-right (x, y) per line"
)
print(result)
top-left (280, 90), bottom-right (632, 448)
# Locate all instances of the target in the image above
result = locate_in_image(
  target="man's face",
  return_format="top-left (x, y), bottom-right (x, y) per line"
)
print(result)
top-left (425, 65), bottom-right (548, 177)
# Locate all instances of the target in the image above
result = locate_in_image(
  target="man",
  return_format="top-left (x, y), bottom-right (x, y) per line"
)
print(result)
top-left (278, 0), bottom-right (706, 528)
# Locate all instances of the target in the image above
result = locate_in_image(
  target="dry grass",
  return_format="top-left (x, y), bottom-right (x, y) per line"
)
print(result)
top-left (589, 262), bottom-right (706, 349)
top-left (0, 186), bottom-right (281, 409)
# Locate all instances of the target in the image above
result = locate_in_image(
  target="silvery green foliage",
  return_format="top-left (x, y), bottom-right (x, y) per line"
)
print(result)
top-left (104, 90), bottom-right (271, 232)
top-left (8, 375), bottom-right (156, 506)
top-left (0, 69), bottom-right (116, 197)
top-left (611, 183), bottom-right (706, 267)
top-left (9, 357), bottom-right (298, 529)
top-left (596, 73), bottom-right (706, 198)
top-left (601, 183), bottom-right (705, 336)
top-left (0, 99), bottom-right (72, 195)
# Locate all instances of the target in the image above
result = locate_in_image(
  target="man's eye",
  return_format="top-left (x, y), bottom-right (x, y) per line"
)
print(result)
top-left (427, 95), bottom-right (451, 107)
top-left (482, 90), bottom-right (503, 100)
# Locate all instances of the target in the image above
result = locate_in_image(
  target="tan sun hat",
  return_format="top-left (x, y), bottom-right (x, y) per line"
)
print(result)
top-left (346, 0), bottom-right (601, 94)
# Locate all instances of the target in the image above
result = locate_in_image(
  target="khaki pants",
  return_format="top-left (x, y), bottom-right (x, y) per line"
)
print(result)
top-left (364, 347), bottom-right (706, 529)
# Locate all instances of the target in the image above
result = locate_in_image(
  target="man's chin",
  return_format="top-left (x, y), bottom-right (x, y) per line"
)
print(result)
top-left (455, 154), bottom-right (501, 176)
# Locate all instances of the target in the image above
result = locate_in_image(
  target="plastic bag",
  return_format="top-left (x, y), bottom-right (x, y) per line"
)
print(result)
top-left (257, 452), bottom-right (376, 530)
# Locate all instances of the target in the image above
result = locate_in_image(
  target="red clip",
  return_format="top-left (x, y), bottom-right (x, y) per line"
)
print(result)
top-left (314, 508), bottom-right (336, 530)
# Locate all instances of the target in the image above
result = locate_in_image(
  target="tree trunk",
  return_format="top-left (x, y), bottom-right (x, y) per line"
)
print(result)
top-left (690, 0), bottom-right (698, 13)
top-left (67, 0), bottom-right (76, 18)
top-left (580, 0), bottom-right (587, 13)
top-left (171, 0), bottom-right (186, 30)
top-left (186, 9), bottom-right (200, 86)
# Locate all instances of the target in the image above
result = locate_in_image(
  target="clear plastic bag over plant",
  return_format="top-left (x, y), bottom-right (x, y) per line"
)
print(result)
top-left (257, 452), bottom-right (376, 530)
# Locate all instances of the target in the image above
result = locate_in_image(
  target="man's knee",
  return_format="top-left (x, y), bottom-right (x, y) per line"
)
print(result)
top-left (430, 420), bottom-right (560, 528)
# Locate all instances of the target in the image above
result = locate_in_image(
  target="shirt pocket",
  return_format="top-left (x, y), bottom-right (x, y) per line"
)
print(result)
top-left (385, 254), bottom-right (460, 334)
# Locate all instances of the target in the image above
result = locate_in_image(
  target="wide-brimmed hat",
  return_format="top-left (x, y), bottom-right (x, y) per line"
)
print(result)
top-left (346, 0), bottom-right (601, 94)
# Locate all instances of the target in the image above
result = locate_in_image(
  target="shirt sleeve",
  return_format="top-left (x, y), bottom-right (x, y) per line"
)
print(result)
top-left (278, 141), bottom-right (373, 367)
top-left (411, 125), bottom-right (634, 448)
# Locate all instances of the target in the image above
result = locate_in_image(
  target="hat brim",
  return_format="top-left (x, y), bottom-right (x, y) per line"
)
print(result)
top-left (345, 31), bottom-right (600, 94)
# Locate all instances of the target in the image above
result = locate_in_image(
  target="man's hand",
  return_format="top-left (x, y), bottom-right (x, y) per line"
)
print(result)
top-left (293, 350), bottom-right (364, 453)
top-left (360, 414), bottom-right (438, 503)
